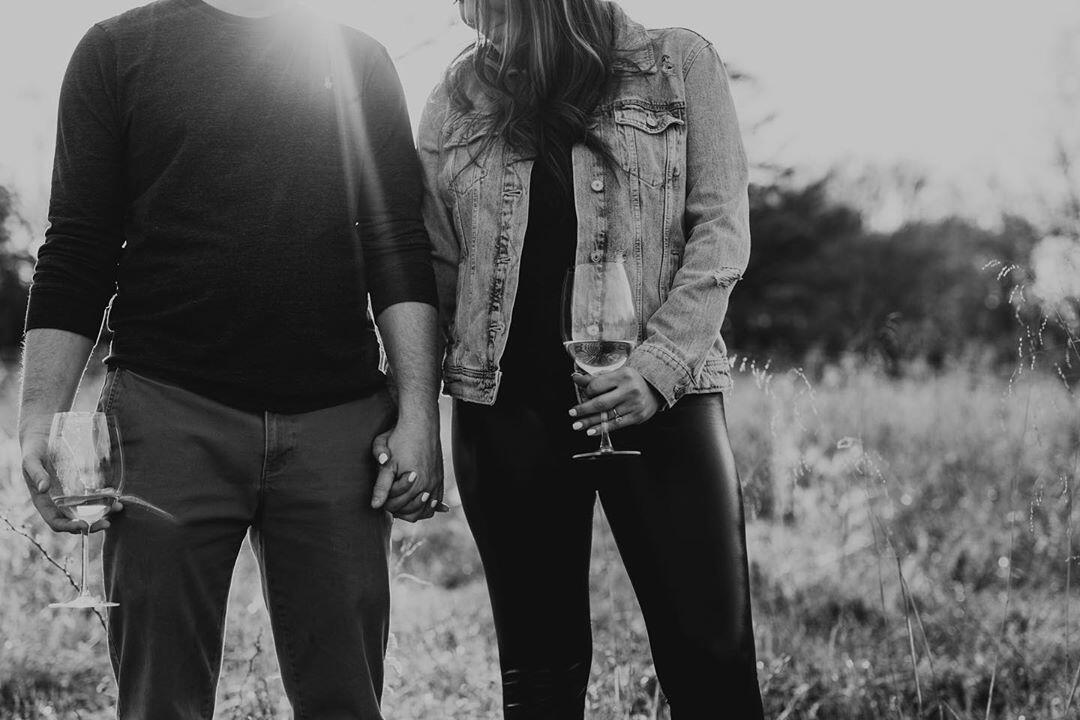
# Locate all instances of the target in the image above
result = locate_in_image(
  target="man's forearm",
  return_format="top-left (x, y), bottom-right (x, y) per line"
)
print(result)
top-left (19, 328), bottom-right (96, 433)
top-left (376, 302), bottom-right (440, 420)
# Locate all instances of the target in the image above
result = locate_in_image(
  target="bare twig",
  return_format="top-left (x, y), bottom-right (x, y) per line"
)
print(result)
top-left (0, 510), bottom-right (107, 632)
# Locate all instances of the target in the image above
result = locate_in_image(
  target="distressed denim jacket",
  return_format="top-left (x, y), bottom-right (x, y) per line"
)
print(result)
top-left (417, 4), bottom-right (750, 407)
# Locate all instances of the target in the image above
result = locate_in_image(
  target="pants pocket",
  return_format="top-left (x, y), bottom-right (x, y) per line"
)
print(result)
top-left (97, 368), bottom-right (126, 415)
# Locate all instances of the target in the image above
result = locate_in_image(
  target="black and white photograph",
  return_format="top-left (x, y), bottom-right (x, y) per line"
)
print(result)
top-left (0, 1), bottom-right (1078, 718)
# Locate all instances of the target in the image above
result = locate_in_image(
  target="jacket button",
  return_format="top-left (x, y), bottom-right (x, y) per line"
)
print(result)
top-left (590, 179), bottom-right (604, 192)
top-left (590, 249), bottom-right (604, 263)
top-left (646, 115), bottom-right (659, 128)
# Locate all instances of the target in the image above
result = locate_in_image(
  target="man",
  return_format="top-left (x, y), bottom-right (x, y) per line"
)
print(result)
top-left (19, 0), bottom-right (442, 717)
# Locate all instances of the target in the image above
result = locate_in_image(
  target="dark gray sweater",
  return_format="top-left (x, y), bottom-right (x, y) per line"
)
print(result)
top-left (27, 0), bottom-right (436, 412)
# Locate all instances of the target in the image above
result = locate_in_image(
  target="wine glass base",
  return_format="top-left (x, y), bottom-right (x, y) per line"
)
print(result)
top-left (49, 597), bottom-right (119, 610)
top-left (572, 450), bottom-right (642, 460)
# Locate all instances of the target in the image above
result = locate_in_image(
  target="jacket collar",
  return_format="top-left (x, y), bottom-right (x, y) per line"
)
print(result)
top-left (609, 2), bottom-right (657, 75)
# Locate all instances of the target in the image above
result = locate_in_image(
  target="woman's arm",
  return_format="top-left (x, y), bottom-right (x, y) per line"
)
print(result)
top-left (417, 82), bottom-right (460, 350)
top-left (571, 39), bottom-right (749, 431)
top-left (627, 40), bottom-right (751, 408)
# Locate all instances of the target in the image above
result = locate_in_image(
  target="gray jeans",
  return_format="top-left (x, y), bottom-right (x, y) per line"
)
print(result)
top-left (99, 368), bottom-right (395, 719)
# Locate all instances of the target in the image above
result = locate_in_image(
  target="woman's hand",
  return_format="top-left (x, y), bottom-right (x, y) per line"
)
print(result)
top-left (569, 368), bottom-right (664, 435)
top-left (370, 427), bottom-right (450, 522)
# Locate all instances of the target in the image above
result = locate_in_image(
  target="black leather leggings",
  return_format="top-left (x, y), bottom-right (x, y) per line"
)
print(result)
top-left (452, 386), bottom-right (765, 720)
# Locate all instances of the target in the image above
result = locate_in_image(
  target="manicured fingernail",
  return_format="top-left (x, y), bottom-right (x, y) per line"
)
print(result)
top-left (568, 409), bottom-right (577, 417)
top-left (378, 453), bottom-right (389, 465)
top-left (587, 428), bottom-right (598, 437)
top-left (572, 422), bottom-right (583, 431)
top-left (421, 492), bottom-right (431, 502)
top-left (408, 472), bottom-right (418, 484)
top-left (430, 499), bottom-right (439, 508)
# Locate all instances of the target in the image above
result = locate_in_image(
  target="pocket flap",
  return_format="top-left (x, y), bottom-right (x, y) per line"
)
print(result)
top-left (613, 104), bottom-right (685, 134)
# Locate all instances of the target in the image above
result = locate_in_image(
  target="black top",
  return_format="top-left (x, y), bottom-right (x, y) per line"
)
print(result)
top-left (26, 0), bottom-right (437, 413)
top-left (496, 150), bottom-right (577, 403)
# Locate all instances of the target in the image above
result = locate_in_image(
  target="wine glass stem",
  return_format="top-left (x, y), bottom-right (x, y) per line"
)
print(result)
top-left (77, 522), bottom-right (91, 599)
top-left (598, 424), bottom-right (615, 454)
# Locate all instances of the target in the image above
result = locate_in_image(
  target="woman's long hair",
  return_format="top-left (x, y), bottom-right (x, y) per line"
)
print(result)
top-left (447, 0), bottom-right (621, 194)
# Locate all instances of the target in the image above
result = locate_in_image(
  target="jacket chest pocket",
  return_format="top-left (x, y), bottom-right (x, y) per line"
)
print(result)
top-left (612, 102), bottom-right (685, 188)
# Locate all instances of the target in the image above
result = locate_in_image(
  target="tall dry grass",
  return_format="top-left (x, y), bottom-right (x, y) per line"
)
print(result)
top-left (0, 351), bottom-right (1077, 718)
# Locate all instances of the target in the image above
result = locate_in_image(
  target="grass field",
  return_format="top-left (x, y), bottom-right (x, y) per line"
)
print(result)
top-left (1, 358), bottom-right (1078, 719)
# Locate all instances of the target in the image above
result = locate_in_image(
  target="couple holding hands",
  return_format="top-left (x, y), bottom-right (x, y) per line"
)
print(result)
top-left (20, 0), bottom-right (764, 717)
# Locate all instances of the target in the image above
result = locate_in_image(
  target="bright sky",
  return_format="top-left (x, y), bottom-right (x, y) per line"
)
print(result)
top-left (2, 0), bottom-right (1078, 239)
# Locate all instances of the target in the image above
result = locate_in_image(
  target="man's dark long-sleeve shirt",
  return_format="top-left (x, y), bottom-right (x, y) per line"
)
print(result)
top-left (26, 0), bottom-right (437, 413)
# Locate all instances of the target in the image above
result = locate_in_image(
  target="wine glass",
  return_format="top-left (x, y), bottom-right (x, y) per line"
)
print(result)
top-left (46, 411), bottom-right (123, 609)
top-left (562, 261), bottom-right (641, 459)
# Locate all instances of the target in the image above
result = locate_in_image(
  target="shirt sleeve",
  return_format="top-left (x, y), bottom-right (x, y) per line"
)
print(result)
top-left (355, 45), bottom-right (438, 317)
top-left (25, 24), bottom-right (126, 339)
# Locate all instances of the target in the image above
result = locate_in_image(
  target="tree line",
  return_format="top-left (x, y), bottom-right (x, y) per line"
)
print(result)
top-left (0, 178), bottom-right (1074, 380)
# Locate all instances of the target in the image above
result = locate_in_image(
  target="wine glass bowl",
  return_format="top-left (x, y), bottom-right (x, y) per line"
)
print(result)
top-left (562, 261), bottom-right (642, 459)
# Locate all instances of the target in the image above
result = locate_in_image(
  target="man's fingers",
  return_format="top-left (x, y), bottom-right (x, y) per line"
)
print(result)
top-left (389, 486), bottom-right (440, 518)
top-left (23, 457), bottom-right (52, 494)
top-left (24, 464), bottom-right (84, 534)
top-left (370, 463), bottom-right (397, 509)
top-left (395, 503), bottom-right (438, 523)
top-left (387, 471), bottom-right (417, 499)
top-left (384, 482), bottom-right (427, 514)
top-left (30, 494), bottom-right (83, 534)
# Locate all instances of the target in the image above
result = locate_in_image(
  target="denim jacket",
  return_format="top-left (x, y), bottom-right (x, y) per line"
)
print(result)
top-left (417, 3), bottom-right (750, 407)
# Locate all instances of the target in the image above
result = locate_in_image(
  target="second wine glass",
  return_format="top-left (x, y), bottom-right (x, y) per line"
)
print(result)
top-left (47, 411), bottom-right (123, 609)
top-left (562, 261), bottom-right (641, 459)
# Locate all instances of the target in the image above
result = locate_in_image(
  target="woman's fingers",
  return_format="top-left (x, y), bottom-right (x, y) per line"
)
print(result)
top-left (370, 461), bottom-right (398, 509)
top-left (571, 392), bottom-right (638, 432)
top-left (569, 368), bottom-right (662, 432)
top-left (392, 488), bottom-right (441, 522)
top-left (570, 383), bottom-right (629, 421)
top-left (571, 371), bottom-right (619, 398)
top-left (372, 430), bottom-right (392, 465)
top-left (387, 471), bottom-right (417, 499)
top-left (383, 472), bottom-right (425, 513)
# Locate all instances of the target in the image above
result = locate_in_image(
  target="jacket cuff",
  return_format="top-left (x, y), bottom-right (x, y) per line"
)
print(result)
top-left (627, 342), bottom-right (693, 409)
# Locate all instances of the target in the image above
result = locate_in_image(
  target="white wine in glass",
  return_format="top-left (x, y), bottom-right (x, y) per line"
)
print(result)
top-left (562, 261), bottom-right (641, 459)
top-left (47, 411), bottom-right (123, 610)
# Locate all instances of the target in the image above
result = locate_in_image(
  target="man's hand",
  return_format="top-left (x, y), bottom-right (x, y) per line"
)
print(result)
top-left (371, 300), bottom-right (443, 522)
top-left (20, 415), bottom-right (121, 534)
top-left (370, 414), bottom-right (445, 523)
top-left (569, 368), bottom-right (664, 435)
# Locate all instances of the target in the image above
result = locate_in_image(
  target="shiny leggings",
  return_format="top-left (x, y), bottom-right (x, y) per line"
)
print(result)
top-left (453, 388), bottom-right (765, 720)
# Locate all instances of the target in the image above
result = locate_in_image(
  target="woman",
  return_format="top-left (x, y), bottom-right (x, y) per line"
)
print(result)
top-left (418, 0), bottom-right (765, 716)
